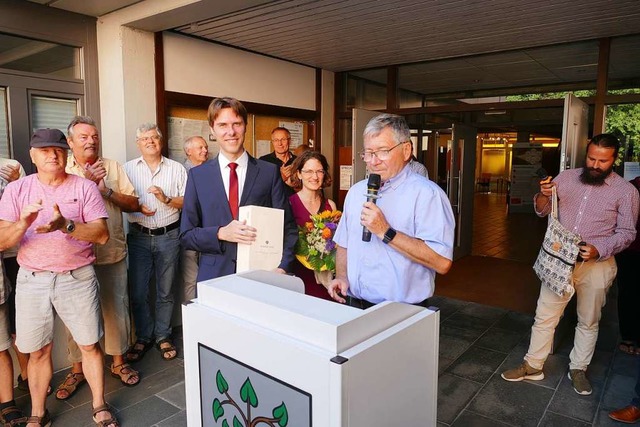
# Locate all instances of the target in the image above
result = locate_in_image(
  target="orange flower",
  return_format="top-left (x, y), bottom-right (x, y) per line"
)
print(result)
top-left (321, 227), bottom-right (332, 239)
top-left (305, 222), bottom-right (314, 231)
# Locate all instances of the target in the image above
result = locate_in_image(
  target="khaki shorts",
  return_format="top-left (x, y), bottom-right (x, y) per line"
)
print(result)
top-left (15, 265), bottom-right (103, 354)
top-left (0, 303), bottom-right (11, 352)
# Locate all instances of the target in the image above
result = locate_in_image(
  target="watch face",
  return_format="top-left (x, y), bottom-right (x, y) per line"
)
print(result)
top-left (66, 221), bottom-right (76, 233)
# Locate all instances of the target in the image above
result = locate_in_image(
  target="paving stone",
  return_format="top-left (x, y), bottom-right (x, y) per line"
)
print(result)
top-left (156, 409), bottom-right (187, 426)
top-left (446, 346), bottom-right (507, 383)
top-left (437, 373), bottom-right (482, 425)
top-left (157, 381), bottom-right (186, 410)
top-left (494, 311), bottom-right (533, 332)
top-left (460, 302), bottom-right (507, 323)
top-left (475, 326), bottom-right (525, 353)
top-left (548, 371), bottom-right (604, 423)
top-left (430, 295), bottom-right (469, 320)
top-left (443, 312), bottom-right (493, 337)
top-left (116, 396), bottom-right (180, 426)
top-left (439, 333), bottom-right (474, 361)
top-left (451, 409), bottom-right (512, 426)
top-left (539, 411), bottom-right (591, 426)
top-left (468, 375), bottom-right (554, 427)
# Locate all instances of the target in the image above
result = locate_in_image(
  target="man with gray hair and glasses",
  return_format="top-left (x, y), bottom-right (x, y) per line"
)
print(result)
top-left (124, 123), bottom-right (187, 363)
top-left (327, 114), bottom-right (455, 308)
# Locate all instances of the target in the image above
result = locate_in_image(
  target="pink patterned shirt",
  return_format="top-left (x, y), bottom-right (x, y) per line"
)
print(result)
top-left (0, 174), bottom-right (108, 272)
top-left (534, 168), bottom-right (639, 259)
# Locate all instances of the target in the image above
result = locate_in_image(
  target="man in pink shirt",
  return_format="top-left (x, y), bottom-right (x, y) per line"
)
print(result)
top-left (502, 134), bottom-right (639, 396)
top-left (0, 129), bottom-right (118, 427)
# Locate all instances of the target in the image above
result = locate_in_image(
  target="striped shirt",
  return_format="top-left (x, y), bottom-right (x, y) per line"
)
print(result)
top-left (124, 156), bottom-right (187, 229)
top-left (534, 168), bottom-right (639, 259)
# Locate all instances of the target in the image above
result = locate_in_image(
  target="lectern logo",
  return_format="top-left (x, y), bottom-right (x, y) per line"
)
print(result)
top-left (212, 369), bottom-right (289, 427)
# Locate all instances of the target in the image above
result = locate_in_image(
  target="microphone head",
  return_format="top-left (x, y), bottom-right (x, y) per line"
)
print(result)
top-left (535, 167), bottom-right (548, 180)
top-left (367, 173), bottom-right (381, 190)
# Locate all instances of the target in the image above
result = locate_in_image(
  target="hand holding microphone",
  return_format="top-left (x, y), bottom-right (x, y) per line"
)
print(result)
top-left (362, 174), bottom-right (381, 242)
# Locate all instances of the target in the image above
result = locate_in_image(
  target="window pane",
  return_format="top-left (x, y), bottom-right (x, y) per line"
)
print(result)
top-left (31, 95), bottom-right (78, 134)
top-left (0, 32), bottom-right (80, 79)
top-left (0, 88), bottom-right (8, 158)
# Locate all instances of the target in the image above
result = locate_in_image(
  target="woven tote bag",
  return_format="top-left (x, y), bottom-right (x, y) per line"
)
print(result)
top-left (533, 186), bottom-right (582, 297)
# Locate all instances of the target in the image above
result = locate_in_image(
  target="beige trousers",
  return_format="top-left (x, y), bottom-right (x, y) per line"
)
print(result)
top-left (525, 257), bottom-right (617, 371)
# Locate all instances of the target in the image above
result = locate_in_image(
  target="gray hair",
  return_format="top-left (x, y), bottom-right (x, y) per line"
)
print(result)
top-left (67, 115), bottom-right (97, 137)
top-left (183, 135), bottom-right (206, 154)
top-left (363, 114), bottom-right (410, 144)
top-left (136, 123), bottom-right (163, 139)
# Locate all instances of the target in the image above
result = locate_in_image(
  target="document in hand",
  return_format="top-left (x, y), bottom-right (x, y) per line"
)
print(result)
top-left (236, 205), bottom-right (284, 273)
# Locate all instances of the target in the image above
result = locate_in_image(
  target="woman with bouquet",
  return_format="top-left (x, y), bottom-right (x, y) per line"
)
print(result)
top-left (289, 150), bottom-right (338, 300)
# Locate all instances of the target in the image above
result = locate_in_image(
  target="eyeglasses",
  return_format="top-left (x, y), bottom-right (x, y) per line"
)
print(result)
top-left (359, 141), bottom-right (406, 162)
top-left (138, 135), bottom-right (161, 142)
top-left (272, 138), bottom-right (290, 143)
top-left (301, 169), bottom-right (325, 177)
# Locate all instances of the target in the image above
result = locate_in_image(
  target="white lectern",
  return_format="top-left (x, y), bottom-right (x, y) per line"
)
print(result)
top-left (182, 271), bottom-right (439, 427)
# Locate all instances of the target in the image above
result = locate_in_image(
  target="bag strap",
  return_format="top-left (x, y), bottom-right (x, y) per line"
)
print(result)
top-left (551, 185), bottom-right (558, 220)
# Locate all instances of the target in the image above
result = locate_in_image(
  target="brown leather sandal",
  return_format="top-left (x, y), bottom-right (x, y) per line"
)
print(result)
top-left (23, 409), bottom-right (52, 427)
top-left (156, 338), bottom-right (178, 361)
top-left (55, 372), bottom-right (86, 400)
top-left (0, 405), bottom-right (26, 426)
top-left (92, 404), bottom-right (119, 427)
top-left (110, 362), bottom-right (140, 387)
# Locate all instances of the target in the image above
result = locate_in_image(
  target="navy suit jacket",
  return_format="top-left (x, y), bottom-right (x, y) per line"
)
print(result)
top-left (180, 154), bottom-right (297, 282)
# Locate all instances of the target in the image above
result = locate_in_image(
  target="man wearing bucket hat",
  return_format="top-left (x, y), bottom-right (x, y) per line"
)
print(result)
top-left (0, 129), bottom-right (119, 426)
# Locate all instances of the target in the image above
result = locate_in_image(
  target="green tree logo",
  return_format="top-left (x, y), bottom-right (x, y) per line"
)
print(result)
top-left (212, 370), bottom-right (289, 427)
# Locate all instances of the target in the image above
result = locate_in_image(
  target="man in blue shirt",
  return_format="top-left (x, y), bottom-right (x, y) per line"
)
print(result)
top-left (327, 114), bottom-right (455, 307)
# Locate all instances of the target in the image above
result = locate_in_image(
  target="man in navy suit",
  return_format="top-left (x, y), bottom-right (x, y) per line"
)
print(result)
top-left (180, 97), bottom-right (297, 282)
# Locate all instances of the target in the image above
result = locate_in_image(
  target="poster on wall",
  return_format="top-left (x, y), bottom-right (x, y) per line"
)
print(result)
top-left (509, 143), bottom-right (543, 212)
top-left (167, 117), bottom-right (217, 164)
top-left (279, 121), bottom-right (304, 149)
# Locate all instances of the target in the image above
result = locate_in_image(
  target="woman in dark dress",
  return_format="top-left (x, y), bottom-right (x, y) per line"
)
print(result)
top-left (289, 151), bottom-right (337, 300)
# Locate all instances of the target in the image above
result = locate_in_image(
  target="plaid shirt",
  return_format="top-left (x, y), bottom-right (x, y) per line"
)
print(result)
top-left (534, 168), bottom-right (639, 259)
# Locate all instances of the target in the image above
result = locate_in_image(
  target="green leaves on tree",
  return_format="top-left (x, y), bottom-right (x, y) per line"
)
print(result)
top-left (216, 370), bottom-right (229, 394)
top-left (212, 398), bottom-right (224, 421)
top-left (240, 378), bottom-right (258, 408)
top-left (221, 420), bottom-right (229, 427)
top-left (233, 416), bottom-right (243, 427)
top-left (272, 402), bottom-right (289, 427)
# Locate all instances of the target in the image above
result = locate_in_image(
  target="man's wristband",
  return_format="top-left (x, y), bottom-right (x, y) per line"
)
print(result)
top-left (103, 188), bottom-right (114, 199)
top-left (165, 196), bottom-right (173, 205)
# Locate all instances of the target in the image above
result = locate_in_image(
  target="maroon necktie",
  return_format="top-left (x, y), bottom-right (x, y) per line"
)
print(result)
top-left (228, 162), bottom-right (239, 220)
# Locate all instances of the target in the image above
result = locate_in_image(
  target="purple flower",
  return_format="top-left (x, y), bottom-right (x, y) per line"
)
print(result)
top-left (325, 222), bottom-right (337, 230)
top-left (325, 240), bottom-right (336, 252)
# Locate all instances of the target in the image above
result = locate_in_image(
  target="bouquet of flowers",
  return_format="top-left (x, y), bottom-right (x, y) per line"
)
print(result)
top-left (295, 210), bottom-right (342, 284)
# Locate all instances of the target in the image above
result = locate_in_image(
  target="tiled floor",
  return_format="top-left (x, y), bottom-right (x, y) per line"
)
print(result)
top-left (11, 192), bottom-right (635, 426)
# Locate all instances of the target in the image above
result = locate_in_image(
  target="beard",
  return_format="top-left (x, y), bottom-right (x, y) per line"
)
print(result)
top-left (580, 165), bottom-right (613, 185)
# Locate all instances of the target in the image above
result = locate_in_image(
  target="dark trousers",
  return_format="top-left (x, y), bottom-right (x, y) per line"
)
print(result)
top-left (616, 251), bottom-right (640, 344)
top-left (347, 296), bottom-right (431, 310)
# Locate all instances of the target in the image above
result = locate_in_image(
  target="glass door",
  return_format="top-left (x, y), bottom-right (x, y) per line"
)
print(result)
top-left (431, 123), bottom-right (477, 259)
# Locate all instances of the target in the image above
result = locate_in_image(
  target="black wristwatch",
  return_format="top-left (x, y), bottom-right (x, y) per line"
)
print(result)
top-left (64, 219), bottom-right (76, 234)
top-left (383, 227), bottom-right (397, 244)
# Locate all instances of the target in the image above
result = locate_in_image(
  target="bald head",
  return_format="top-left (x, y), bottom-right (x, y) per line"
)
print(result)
top-left (184, 136), bottom-right (209, 166)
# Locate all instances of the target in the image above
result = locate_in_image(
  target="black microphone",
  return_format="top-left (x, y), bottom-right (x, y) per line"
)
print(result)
top-left (362, 174), bottom-right (381, 242)
top-left (535, 167), bottom-right (551, 184)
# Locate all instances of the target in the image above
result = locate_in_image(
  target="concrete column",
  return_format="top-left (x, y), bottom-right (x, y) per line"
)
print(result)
top-left (320, 69), bottom-right (335, 198)
top-left (97, 20), bottom-right (155, 164)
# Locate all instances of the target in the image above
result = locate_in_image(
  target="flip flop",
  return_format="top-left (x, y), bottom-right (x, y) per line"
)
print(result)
top-left (55, 372), bottom-right (86, 400)
top-left (619, 341), bottom-right (638, 355)
top-left (110, 362), bottom-right (140, 387)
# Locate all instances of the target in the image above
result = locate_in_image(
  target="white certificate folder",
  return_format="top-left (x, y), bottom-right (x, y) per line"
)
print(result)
top-left (236, 205), bottom-right (284, 273)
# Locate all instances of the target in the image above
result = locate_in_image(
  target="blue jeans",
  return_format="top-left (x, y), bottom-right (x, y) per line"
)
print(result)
top-left (127, 227), bottom-right (181, 343)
